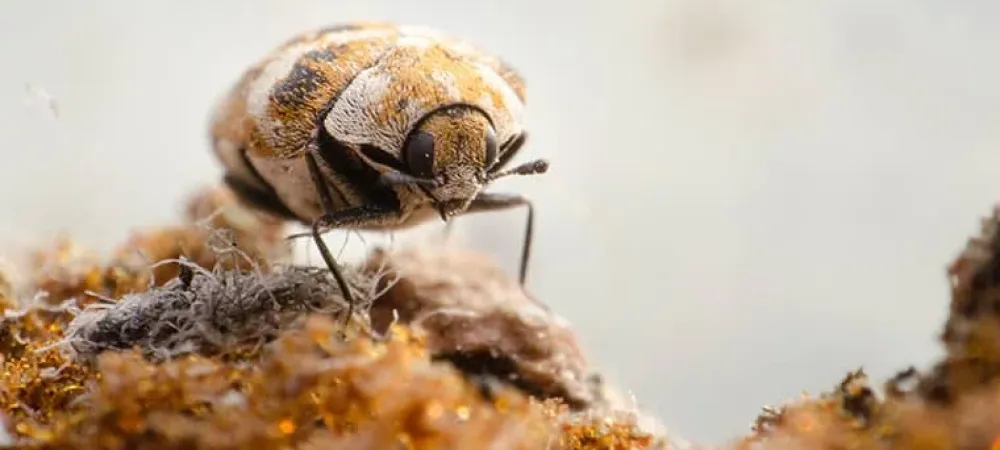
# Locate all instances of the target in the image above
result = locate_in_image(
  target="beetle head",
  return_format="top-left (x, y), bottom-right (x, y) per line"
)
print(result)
top-left (407, 106), bottom-right (494, 207)
top-left (376, 105), bottom-right (548, 220)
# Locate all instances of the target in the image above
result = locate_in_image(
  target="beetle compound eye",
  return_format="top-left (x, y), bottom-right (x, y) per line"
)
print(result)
top-left (484, 126), bottom-right (498, 169)
top-left (404, 130), bottom-right (436, 179)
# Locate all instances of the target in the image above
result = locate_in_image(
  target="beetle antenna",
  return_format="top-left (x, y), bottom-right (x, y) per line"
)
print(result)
top-left (488, 159), bottom-right (549, 182)
top-left (379, 171), bottom-right (441, 188)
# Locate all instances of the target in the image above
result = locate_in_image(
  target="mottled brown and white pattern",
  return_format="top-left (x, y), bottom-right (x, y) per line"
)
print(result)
top-left (208, 22), bottom-right (548, 315)
top-left (323, 34), bottom-right (524, 158)
top-left (209, 21), bottom-right (535, 229)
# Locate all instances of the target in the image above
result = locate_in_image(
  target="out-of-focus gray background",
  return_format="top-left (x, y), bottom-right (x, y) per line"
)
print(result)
top-left (2, 0), bottom-right (999, 444)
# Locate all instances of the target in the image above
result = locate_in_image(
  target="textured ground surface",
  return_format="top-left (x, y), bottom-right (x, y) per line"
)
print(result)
top-left (4, 184), bottom-right (1000, 449)
top-left (736, 205), bottom-right (1000, 449)
top-left (0, 186), bottom-right (680, 450)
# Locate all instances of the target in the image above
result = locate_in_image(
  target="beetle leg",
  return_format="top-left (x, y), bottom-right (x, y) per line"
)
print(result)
top-left (305, 150), bottom-right (398, 328)
top-left (461, 192), bottom-right (536, 286)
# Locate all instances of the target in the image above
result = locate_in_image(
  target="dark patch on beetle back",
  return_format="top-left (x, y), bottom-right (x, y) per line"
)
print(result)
top-left (253, 35), bottom-right (398, 159)
top-left (269, 48), bottom-right (337, 115)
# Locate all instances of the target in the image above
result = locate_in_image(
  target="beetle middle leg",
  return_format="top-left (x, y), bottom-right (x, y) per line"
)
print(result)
top-left (461, 192), bottom-right (536, 285)
top-left (305, 150), bottom-right (398, 328)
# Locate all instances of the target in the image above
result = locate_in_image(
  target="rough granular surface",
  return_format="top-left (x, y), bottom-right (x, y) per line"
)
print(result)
top-left (12, 182), bottom-right (1000, 449)
top-left (364, 245), bottom-right (598, 410)
top-left (737, 205), bottom-right (1000, 450)
top-left (0, 184), bottom-right (678, 450)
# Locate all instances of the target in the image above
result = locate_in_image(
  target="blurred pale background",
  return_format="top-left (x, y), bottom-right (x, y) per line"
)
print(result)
top-left (2, 0), bottom-right (999, 444)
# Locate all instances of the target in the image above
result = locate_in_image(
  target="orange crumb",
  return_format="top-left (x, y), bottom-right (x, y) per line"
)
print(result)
top-left (278, 419), bottom-right (296, 435)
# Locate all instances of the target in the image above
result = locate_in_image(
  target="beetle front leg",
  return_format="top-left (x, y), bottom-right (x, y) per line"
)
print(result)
top-left (462, 192), bottom-right (536, 286)
top-left (305, 150), bottom-right (399, 328)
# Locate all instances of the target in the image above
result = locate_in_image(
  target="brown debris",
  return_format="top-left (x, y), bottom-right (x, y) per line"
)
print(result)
top-left (0, 183), bottom-right (673, 449)
top-left (25, 238), bottom-right (110, 306)
top-left (921, 204), bottom-right (1000, 404)
top-left (739, 369), bottom-right (892, 449)
top-left (0, 290), bottom-right (93, 440)
top-left (364, 244), bottom-right (597, 410)
top-left (736, 204), bottom-right (1000, 450)
top-left (20, 183), bottom-right (1000, 449)
top-left (0, 267), bottom-right (14, 312)
top-left (24, 316), bottom-right (566, 449)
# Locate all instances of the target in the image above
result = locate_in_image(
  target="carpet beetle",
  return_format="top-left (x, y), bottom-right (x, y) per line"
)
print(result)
top-left (209, 22), bottom-right (549, 323)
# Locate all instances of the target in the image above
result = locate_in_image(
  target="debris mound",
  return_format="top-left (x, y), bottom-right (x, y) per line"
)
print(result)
top-left (739, 204), bottom-right (1000, 449)
top-left (15, 183), bottom-right (1000, 449)
top-left (0, 184), bottom-right (678, 450)
top-left (365, 245), bottom-right (598, 410)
